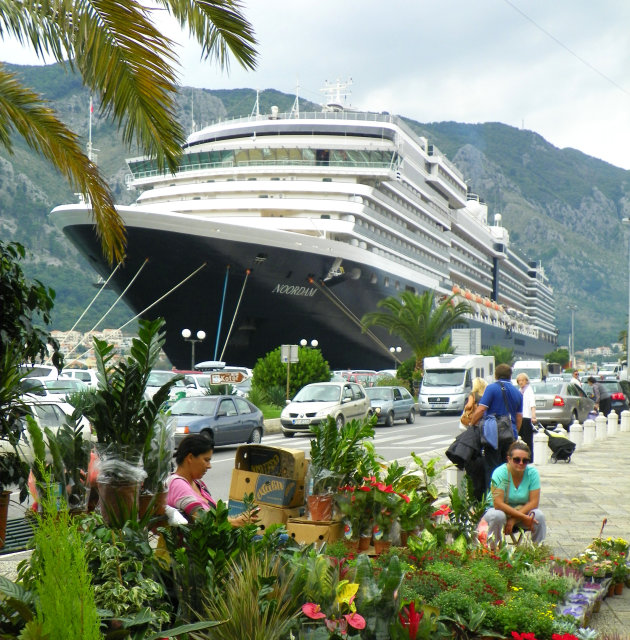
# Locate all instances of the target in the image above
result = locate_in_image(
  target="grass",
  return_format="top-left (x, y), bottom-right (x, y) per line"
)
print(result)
top-left (261, 404), bottom-right (282, 420)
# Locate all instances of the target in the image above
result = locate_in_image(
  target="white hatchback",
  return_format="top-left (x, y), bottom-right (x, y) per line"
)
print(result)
top-left (280, 381), bottom-right (370, 437)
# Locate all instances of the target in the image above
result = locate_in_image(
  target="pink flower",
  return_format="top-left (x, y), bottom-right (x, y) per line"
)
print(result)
top-left (344, 612), bottom-right (366, 630)
top-left (432, 504), bottom-right (452, 517)
top-left (302, 603), bottom-right (326, 619)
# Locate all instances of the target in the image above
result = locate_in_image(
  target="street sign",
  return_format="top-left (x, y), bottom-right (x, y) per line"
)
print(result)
top-left (280, 344), bottom-right (299, 363)
top-left (210, 371), bottom-right (247, 384)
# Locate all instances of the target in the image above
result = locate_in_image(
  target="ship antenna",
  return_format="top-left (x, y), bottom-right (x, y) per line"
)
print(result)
top-left (320, 77), bottom-right (352, 111)
top-left (251, 89), bottom-right (260, 117)
top-left (290, 79), bottom-right (300, 118)
top-left (191, 88), bottom-right (196, 134)
top-left (87, 95), bottom-right (98, 164)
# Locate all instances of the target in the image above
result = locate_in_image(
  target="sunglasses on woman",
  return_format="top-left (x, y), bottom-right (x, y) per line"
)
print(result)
top-left (511, 456), bottom-right (530, 465)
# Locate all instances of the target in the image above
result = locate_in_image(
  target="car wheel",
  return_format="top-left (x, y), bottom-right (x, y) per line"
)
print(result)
top-left (406, 409), bottom-right (415, 424)
top-left (384, 411), bottom-right (394, 428)
top-left (282, 431), bottom-right (295, 438)
top-left (201, 429), bottom-right (215, 448)
top-left (335, 414), bottom-right (345, 429)
top-left (248, 428), bottom-right (262, 444)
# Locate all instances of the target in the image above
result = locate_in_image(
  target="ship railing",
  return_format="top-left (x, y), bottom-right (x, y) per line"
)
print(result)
top-left (129, 158), bottom-right (394, 181)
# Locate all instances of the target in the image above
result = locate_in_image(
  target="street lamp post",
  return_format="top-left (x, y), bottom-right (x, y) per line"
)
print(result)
top-left (181, 328), bottom-right (206, 369)
top-left (389, 346), bottom-right (402, 368)
top-left (567, 305), bottom-right (577, 369)
top-left (623, 218), bottom-right (630, 369)
top-left (299, 339), bottom-right (319, 348)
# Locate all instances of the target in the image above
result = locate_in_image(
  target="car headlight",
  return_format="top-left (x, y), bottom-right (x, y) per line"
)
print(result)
top-left (375, 407), bottom-right (381, 414)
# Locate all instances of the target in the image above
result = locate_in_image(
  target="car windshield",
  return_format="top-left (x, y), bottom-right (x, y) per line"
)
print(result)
top-left (531, 382), bottom-right (563, 395)
top-left (44, 379), bottom-right (84, 393)
top-left (513, 368), bottom-right (541, 380)
top-left (170, 397), bottom-right (218, 416)
top-left (293, 385), bottom-right (341, 402)
top-left (365, 388), bottom-right (392, 401)
top-left (422, 370), bottom-right (465, 387)
top-left (147, 371), bottom-right (184, 387)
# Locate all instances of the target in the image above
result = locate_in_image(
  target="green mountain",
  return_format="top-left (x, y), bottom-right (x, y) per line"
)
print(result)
top-left (2, 62), bottom-right (628, 350)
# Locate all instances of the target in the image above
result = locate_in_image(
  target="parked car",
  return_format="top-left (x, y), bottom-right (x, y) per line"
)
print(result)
top-left (530, 381), bottom-right (595, 428)
top-left (583, 380), bottom-right (629, 414)
top-left (364, 386), bottom-right (416, 426)
top-left (146, 370), bottom-right (188, 404)
top-left (62, 368), bottom-right (99, 388)
top-left (20, 377), bottom-right (89, 401)
top-left (280, 381), bottom-right (370, 437)
top-left (1, 399), bottom-right (93, 462)
top-left (341, 371), bottom-right (377, 387)
top-left (168, 395), bottom-right (264, 447)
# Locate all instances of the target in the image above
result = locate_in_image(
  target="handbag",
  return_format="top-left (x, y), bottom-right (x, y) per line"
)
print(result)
top-left (460, 396), bottom-right (477, 427)
top-left (497, 383), bottom-right (516, 447)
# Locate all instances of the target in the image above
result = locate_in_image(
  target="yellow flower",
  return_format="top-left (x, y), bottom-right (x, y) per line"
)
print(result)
top-left (510, 586), bottom-right (522, 591)
top-left (335, 580), bottom-right (359, 612)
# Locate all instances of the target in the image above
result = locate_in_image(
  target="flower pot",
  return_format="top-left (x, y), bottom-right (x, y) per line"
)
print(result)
top-left (139, 491), bottom-right (168, 519)
top-left (344, 538), bottom-right (360, 554)
top-left (358, 535), bottom-right (372, 551)
top-left (373, 539), bottom-right (391, 555)
top-left (307, 494), bottom-right (333, 521)
top-left (0, 491), bottom-right (10, 549)
top-left (607, 584), bottom-right (616, 597)
top-left (614, 582), bottom-right (624, 595)
top-left (97, 481), bottom-right (141, 526)
top-left (593, 599), bottom-right (601, 613)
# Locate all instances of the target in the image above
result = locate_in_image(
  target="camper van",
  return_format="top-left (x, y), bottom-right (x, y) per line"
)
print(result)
top-left (511, 360), bottom-right (548, 384)
top-left (418, 354), bottom-right (495, 415)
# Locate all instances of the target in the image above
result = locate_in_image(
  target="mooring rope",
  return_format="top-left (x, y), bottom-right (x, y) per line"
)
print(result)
top-left (214, 265), bottom-right (230, 361)
top-left (219, 269), bottom-right (251, 362)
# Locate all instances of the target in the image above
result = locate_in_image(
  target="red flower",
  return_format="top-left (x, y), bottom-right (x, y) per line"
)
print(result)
top-left (398, 492), bottom-right (411, 503)
top-left (492, 599), bottom-right (504, 605)
top-left (432, 504), bottom-right (452, 517)
top-left (344, 612), bottom-right (366, 630)
top-left (552, 634), bottom-right (579, 640)
top-left (358, 485), bottom-right (372, 492)
top-left (511, 633), bottom-right (538, 640)
top-left (302, 603), bottom-right (326, 619)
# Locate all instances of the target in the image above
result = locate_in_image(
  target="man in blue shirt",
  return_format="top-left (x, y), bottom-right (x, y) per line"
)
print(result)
top-left (469, 363), bottom-right (523, 488)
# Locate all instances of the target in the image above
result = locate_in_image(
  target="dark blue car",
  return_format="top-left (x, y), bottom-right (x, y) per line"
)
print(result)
top-left (169, 395), bottom-right (264, 447)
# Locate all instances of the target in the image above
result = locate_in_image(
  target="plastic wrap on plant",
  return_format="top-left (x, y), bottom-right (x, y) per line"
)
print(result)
top-left (93, 443), bottom-right (147, 485)
top-left (142, 415), bottom-right (175, 493)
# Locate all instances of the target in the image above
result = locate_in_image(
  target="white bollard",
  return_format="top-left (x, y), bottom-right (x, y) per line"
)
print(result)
top-left (583, 418), bottom-right (596, 445)
top-left (607, 410), bottom-right (618, 436)
top-left (621, 409), bottom-right (630, 433)
top-left (569, 421), bottom-right (583, 450)
top-left (533, 430), bottom-right (549, 465)
top-left (595, 413), bottom-right (607, 440)
top-left (445, 467), bottom-right (465, 491)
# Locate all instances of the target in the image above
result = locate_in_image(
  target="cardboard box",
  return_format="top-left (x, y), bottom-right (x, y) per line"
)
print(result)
top-left (286, 518), bottom-right (344, 547)
top-left (228, 499), bottom-right (303, 530)
top-left (229, 468), bottom-right (305, 508)
top-left (234, 444), bottom-right (308, 481)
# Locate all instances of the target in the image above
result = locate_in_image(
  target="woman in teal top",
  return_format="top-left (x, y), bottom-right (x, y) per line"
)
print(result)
top-left (483, 441), bottom-right (546, 546)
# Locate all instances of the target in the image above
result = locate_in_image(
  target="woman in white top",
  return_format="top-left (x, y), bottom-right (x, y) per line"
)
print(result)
top-left (516, 373), bottom-right (537, 461)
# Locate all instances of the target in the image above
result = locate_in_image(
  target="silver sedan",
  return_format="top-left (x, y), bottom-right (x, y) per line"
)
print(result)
top-left (364, 386), bottom-right (416, 427)
top-left (531, 381), bottom-right (595, 428)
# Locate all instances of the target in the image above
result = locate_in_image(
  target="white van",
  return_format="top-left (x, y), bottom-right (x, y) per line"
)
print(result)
top-left (512, 360), bottom-right (548, 384)
top-left (418, 354), bottom-right (495, 415)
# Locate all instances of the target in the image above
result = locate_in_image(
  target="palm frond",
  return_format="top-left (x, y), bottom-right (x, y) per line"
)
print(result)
top-left (0, 65), bottom-right (126, 263)
top-left (160, 0), bottom-right (257, 71)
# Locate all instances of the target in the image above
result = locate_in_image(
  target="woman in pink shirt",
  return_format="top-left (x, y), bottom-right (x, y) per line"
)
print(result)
top-left (167, 434), bottom-right (255, 525)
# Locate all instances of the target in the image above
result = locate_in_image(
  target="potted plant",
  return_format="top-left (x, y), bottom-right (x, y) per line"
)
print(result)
top-left (335, 480), bottom-right (375, 550)
top-left (82, 317), bottom-right (182, 525)
top-left (139, 414), bottom-right (175, 517)
top-left (307, 415), bottom-right (378, 521)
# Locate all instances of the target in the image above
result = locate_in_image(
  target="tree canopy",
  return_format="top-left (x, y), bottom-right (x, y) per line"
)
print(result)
top-left (361, 291), bottom-right (471, 372)
top-left (0, 0), bottom-right (257, 263)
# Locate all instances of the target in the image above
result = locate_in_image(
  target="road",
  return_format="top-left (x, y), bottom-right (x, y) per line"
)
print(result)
top-left (204, 413), bottom-right (461, 502)
top-left (6, 413), bottom-right (461, 520)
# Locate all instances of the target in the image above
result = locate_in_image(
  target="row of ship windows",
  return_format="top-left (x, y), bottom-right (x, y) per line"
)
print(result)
top-left (130, 148), bottom-right (398, 176)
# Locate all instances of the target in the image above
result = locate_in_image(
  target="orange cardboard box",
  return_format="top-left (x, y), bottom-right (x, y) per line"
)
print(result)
top-left (286, 518), bottom-right (344, 547)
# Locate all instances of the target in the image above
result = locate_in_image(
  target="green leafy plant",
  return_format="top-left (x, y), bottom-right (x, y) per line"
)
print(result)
top-left (409, 453), bottom-right (452, 503)
top-left (160, 500), bottom-right (258, 622)
top-left (438, 605), bottom-right (503, 640)
top-left (141, 413), bottom-right (174, 495)
top-left (309, 416), bottom-right (378, 494)
top-left (446, 475), bottom-right (490, 543)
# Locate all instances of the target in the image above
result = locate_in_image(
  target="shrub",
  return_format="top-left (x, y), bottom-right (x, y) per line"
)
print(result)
top-left (266, 384), bottom-right (287, 407)
top-left (252, 346), bottom-right (330, 397)
top-left (493, 590), bottom-right (556, 638)
top-left (430, 589), bottom-right (479, 619)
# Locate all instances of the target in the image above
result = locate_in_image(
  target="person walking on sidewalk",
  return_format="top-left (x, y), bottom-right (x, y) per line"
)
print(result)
top-left (516, 372), bottom-right (537, 461)
top-left (469, 363), bottom-right (523, 488)
top-left (587, 376), bottom-right (611, 416)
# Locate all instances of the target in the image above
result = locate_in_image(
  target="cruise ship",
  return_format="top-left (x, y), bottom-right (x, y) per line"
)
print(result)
top-left (50, 98), bottom-right (557, 370)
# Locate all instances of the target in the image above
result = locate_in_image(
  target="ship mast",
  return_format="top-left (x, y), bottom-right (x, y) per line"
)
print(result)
top-left (86, 95), bottom-right (98, 164)
top-left (290, 80), bottom-right (300, 118)
top-left (321, 78), bottom-right (352, 111)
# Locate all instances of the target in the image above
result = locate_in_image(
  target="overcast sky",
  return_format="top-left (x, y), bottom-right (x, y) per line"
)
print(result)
top-left (3, 0), bottom-right (630, 169)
